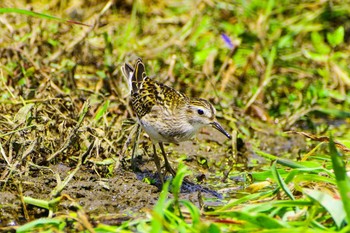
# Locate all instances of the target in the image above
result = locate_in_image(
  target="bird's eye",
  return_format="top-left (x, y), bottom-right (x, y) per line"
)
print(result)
top-left (197, 109), bottom-right (204, 115)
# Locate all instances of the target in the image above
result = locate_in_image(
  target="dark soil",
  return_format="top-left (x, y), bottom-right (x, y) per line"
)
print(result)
top-left (0, 122), bottom-right (306, 228)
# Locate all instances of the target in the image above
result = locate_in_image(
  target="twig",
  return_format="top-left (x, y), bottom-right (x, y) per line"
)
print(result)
top-left (48, 0), bottom-right (115, 62)
top-left (51, 140), bottom-right (95, 198)
top-left (47, 101), bottom-right (90, 161)
top-left (16, 181), bottom-right (30, 221)
top-left (244, 46), bottom-right (276, 112)
top-left (0, 125), bottom-right (35, 138)
top-left (287, 131), bottom-right (350, 153)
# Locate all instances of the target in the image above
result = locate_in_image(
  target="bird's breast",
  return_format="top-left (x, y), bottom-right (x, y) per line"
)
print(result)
top-left (138, 105), bottom-right (200, 144)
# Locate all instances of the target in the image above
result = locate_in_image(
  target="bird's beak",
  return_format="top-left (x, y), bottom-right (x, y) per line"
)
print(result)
top-left (211, 122), bottom-right (231, 139)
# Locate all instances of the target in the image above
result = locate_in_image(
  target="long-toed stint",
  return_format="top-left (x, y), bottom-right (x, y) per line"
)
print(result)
top-left (121, 58), bottom-right (231, 183)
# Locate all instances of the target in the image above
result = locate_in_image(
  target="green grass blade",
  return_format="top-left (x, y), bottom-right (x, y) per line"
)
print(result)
top-left (271, 161), bottom-right (295, 200)
top-left (255, 149), bottom-right (318, 170)
top-left (16, 218), bottom-right (64, 233)
top-left (23, 196), bottom-right (50, 209)
top-left (179, 200), bottom-right (201, 226)
top-left (94, 100), bottom-right (110, 122)
top-left (171, 163), bottom-right (192, 198)
top-left (304, 188), bottom-right (346, 228)
top-left (151, 180), bottom-right (170, 233)
top-left (218, 211), bottom-right (290, 229)
top-left (213, 189), bottom-right (275, 212)
top-left (0, 8), bottom-right (90, 26)
top-left (329, 135), bottom-right (350, 224)
top-left (0, 8), bottom-right (64, 21)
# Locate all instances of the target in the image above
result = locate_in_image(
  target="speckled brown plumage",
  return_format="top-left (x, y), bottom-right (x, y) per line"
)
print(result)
top-left (121, 58), bottom-right (231, 183)
top-left (127, 58), bottom-right (188, 119)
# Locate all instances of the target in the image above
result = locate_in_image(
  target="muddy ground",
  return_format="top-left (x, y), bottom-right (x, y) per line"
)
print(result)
top-left (0, 118), bottom-right (306, 228)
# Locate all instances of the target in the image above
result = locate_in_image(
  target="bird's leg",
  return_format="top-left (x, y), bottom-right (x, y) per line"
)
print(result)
top-left (131, 124), bottom-right (141, 170)
top-left (153, 144), bottom-right (164, 184)
top-left (159, 142), bottom-right (176, 176)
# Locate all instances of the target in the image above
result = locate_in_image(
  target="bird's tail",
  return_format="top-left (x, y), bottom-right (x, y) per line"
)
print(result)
top-left (121, 58), bottom-right (146, 93)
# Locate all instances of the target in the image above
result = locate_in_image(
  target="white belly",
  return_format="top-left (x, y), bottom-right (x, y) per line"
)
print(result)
top-left (140, 118), bottom-right (167, 143)
top-left (139, 117), bottom-right (199, 144)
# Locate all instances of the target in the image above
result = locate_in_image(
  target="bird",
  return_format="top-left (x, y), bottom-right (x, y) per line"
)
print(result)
top-left (121, 58), bottom-right (231, 183)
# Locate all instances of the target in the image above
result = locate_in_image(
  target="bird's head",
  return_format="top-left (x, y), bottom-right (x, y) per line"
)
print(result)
top-left (186, 99), bottom-right (231, 139)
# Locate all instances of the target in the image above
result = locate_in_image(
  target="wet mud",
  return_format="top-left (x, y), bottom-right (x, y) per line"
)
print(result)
top-left (0, 123), bottom-right (307, 228)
